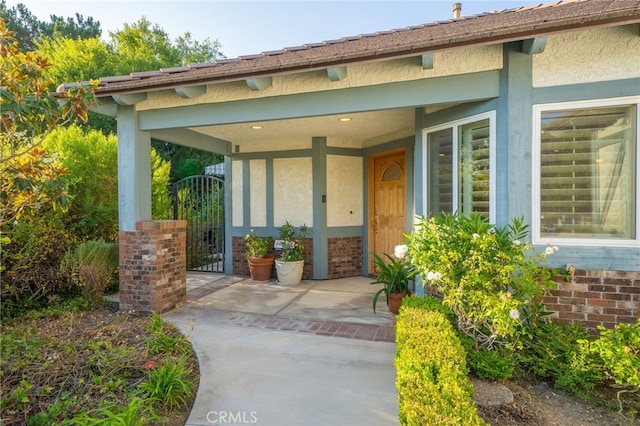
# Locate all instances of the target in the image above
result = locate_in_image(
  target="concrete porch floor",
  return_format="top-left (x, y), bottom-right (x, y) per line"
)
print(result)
top-left (163, 272), bottom-right (399, 426)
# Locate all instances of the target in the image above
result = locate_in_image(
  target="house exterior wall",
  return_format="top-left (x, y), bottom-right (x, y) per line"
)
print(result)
top-left (249, 159), bottom-right (267, 227)
top-left (231, 160), bottom-right (243, 226)
top-left (327, 155), bottom-right (363, 227)
top-left (137, 45), bottom-right (503, 111)
top-left (533, 25), bottom-right (640, 88)
top-left (416, 27), bottom-right (639, 328)
top-left (544, 270), bottom-right (639, 328)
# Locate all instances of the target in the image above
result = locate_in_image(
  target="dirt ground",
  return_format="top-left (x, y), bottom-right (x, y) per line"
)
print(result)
top-left (477, 380), bottom-right (636, 426)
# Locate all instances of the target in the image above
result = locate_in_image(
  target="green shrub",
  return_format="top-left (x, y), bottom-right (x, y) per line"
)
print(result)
top-left (143, 313), bottom-right (193, 357)
top-left (586, 319), bottom-right (640, 390)
top-left (467, 346), bottom-right (515, 381)
top-left (62, 240), bottom-right (119, 306)
top-left (43, 126), bottom-right (120, 242)
top-left (395, 299), bottom-right (486, 425)
top-left (63, 398), bottom-right (160, 425)
top-left (1, 213), bottom-right (77, 316)
top-left (138, 356), bottom-right (194, 412)
top-left (515, 320), bottom-right (594, 382)
top-left (408, 213), bottom-right (561, 350)
top-left (401, 295), bottom-right (455, 320)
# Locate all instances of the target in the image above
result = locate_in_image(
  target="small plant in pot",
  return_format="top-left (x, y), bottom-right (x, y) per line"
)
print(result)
top-left (371, 244), bottom-right (416, 314)
top-left (245, 229), bottom-right (275, 282)
top-left (275, 221), bottom-right (308, 286)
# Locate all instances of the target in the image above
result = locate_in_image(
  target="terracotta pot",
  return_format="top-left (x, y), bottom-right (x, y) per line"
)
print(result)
top-left (247, 255), bottom-right (275, 282)
top-left (388, 291), bottom-right (408, 314)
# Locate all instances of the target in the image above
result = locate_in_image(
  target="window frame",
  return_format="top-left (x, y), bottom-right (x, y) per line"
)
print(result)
top-left (532, 96), bottom-right (640, 247)
top-left (422, 111), bottom-right (497, 223)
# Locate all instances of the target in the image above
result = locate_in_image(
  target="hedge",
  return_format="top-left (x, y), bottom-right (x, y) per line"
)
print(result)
top-left (395, 297), bottom-right (486, 425)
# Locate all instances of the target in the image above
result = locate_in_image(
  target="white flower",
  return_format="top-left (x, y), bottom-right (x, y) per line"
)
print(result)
top-left (42, 157), bottom-right (53, 164)
top-left (545, 246), bottom-right (555, 255)
top-left (472, 233), bottom-right (480, 240)
top-left (426, 271), bottom-right (435, 281)
top-left (394, 244), bottom-right (409, 260)
top-left (513, 239), bottom-right (521, 246)
top-left (509, 309), bottom-right (520, 320)
top-left (433, 272), bottom-right (442, 281)
top-left (553, 246), bottom-right (559, 253)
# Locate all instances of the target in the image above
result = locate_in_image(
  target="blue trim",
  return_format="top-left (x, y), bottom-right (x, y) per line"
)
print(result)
top-left (533, 78), bottom-right (640, 104)
top-left (117, 105), bottom-right (152, 231)
top-left (325, 226), bottom-right (363, 237)
top-left (138, 71), bottom-right (500, 131)
top-left (312, 137), bottom-right (328, 279)
top-left (326, 147), bottom-right (363, 156)
top-left (414, 108), bottom-right (426, 217)
top-left (242, 160), bottom-right (250, 228)
top-left (223, 156), bottom-right (233, 273)
top-left (266, 158), bottom-right (274, 228)
top-left (498, 42), bottom-right (533, 226)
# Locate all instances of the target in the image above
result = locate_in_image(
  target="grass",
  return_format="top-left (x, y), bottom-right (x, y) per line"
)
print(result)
top-left (0, 298), bottom-right (199, 425)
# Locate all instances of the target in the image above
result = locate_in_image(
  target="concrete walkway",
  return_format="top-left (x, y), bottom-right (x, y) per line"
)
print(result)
top-left (163, 273), bottom-right (399, 426)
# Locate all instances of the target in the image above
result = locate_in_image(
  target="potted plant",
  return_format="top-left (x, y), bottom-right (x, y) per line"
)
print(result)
top-left (245, 229), bottom-right (275, 282)
top-left (275, 221), bottom-right (308, 286)
top-left (371, 244), bottom-right (416, 314)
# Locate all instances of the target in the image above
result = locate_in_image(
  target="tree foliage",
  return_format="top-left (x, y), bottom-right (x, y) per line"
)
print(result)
top-left (0, 19), bottom-right (96, 237)
top-left (0, 0), bottom-right (100, 51)
top-left (43, 126), bottom-right (119, 241)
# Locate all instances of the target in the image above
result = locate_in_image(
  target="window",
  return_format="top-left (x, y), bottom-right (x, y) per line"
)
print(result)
top-left (424, 112), bottom-right (496, 221)
top-left (533, 97), bottom-right (639, 245)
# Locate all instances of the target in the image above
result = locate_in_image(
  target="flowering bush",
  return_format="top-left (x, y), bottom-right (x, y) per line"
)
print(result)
top-left (244, 229), bottom-right (273, 258)
top-left (371, 244), bottom-right (417, 313)
top-left (408, 212), bottom-right (560, 349)
top-left (277, 221), bottom-right (308, 262)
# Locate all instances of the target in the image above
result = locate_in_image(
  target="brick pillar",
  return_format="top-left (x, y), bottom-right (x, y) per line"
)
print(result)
top-left (119, 220), bottom-right (187, 315)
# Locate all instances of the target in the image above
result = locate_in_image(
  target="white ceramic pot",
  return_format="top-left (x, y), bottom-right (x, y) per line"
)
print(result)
top-left (275, 259), bottom-right (304, 286)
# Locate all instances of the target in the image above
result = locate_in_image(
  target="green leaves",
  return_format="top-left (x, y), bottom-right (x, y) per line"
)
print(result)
top-left (408, 212), bottom-right (556, 349)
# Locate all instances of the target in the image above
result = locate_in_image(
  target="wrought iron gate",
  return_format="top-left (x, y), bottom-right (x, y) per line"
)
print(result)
top-left (173, 175), bottom-right (224, 272)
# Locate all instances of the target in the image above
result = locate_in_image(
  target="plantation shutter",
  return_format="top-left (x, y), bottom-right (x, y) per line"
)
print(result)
top-left (428, 128), bottom-right (453, 214)
top-left (460, 119), bottom-right (490, 215)
top-left (539, 105), bottom-right (636, 238)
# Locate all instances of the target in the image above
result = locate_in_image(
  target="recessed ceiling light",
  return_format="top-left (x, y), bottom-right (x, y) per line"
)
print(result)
top-left (250, 125), bottom-right (263, 130)
top-left (338, 117), bottom-right (352, 122)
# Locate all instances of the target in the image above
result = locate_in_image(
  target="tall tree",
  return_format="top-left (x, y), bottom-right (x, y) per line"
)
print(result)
top-left (0, 19), bottom-right (96, 237)
top-left (0, 1), bottom-right (100, 51)
top-left (49, 13), bottom-right (100, 40)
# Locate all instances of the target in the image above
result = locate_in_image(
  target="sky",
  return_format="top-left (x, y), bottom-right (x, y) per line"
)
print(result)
top-left (11, 0), bottom-right (547, 58)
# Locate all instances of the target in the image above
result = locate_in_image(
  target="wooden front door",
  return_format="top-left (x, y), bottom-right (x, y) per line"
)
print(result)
top-left (368, 149), bottom-right (407, 275)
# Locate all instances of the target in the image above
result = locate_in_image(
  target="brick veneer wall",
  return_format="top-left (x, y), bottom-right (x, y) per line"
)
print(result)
top-left (544, 269), bottom-right (639, 329)
top-left (422, 269), bottom-right (639, 329)
top-left (327, 237), bottom-right (363, 279)
top-left (232, 236), bottom-right (313, 280)
top-left (119, 220), bottom-right (187, 315)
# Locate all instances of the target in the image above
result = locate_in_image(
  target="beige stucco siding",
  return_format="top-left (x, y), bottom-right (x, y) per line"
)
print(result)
top-left (249, 160), bottom-right (267, 227)
top-left (533, 26), bottom-right (640, 88)
top-left (138, 45), bottom-right (502, 111)
top-left (273, 158), bottom-right (313, 227)
top-left (231, 160), bottom-right (243, 226)
top-left (326, 155), bottom-right (363, 227)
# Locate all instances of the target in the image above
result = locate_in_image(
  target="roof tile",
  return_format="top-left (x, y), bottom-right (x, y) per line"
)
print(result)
top-left (74, 0), bottom-right (640, 96)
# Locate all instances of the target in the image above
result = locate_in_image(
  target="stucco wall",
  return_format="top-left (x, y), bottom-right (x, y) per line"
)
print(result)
top-left (138, 45), bottom-right (502, 111)
top-left (273, 157), bottom-right (313, 226)
top-left (249, 159), bottom-right (267, 226)
top-left (327, 155), bottom-right (363, 227)
top-left (533, 26), bottom-right (640, 88)
top-left (231, 160), bottom-right (243, 226)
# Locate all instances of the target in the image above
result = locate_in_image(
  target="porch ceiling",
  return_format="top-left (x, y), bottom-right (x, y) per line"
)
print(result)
top-left (184, 108), bottom-right (417, 150)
